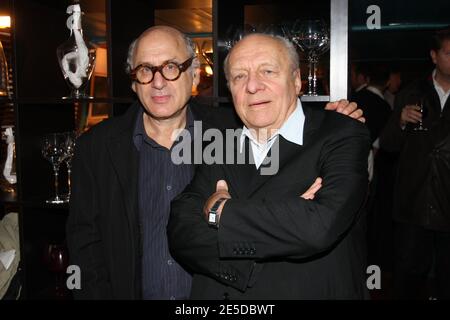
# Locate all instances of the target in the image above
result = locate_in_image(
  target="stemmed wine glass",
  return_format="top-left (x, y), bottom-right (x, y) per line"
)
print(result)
top-left (260, 23), bottom-right (291, 38)
top-left (221, 24), bottom-right (256, 51)
top-left (62, 131), bottom-right (78, 202)
top-left (42, 133), bottom-right (66, 204)
top-left (43, 243), bottom-right (70, 298)
top-left (413, 99), bottom-right (428, 131)
top-left (291, 19), bottom-right (330, 96)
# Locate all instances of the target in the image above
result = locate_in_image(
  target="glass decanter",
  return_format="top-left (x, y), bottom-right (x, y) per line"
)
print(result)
top-left (56, 3), bottom-right (96, 99)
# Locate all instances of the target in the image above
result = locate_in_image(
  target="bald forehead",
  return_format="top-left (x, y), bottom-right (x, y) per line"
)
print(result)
top-left (139, 28), bottom-right (185, 48)
top-left (132, 27), bottom-right (191, 68)
top-left (230, 34), bottom-right (287, 61)
top-left (140, 26), bottom-right (185, 42)
top-left (233, 34), bottom-right (284, 51)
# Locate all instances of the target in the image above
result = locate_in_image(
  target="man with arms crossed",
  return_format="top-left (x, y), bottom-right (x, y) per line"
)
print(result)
top-left (168, 33), bottom-right (371, 299)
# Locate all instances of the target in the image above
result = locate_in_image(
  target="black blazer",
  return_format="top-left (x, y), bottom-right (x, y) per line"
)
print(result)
top-left (352, 88), bottom-right (392, 143)
top-left (168, 105), bottom-right (371, 299)
top-left (380, 77), bottom-right (450, 231)
top-left (66, 99), bottom-right (239, 299)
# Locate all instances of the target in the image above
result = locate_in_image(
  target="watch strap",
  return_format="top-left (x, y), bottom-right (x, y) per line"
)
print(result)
top-left (208, 197), bottom-right (227, 227)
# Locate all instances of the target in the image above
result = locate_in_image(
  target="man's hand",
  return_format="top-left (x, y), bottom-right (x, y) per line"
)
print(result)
top-left (400, 105), bottom-right (422, 127)
top-left (325, 99), bottom-right (365, 123)
top-left (203, 180), bottom-right (231, 222)
top-left (300, 177), bottom-right (322, 200)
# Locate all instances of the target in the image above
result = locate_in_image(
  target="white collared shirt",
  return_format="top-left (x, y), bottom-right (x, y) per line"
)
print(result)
top-left (366, 85), bottom-right (385, 100)
top-left (365, 85), bottom-right (385, 149)
top-left (240, 98), bottom-right (305, 169)
top-left (355, 83), bottom-right (368, 93)
top-left (432, 69), bottom-right (450, 111)
top-left (383, 90), bottom-right (395, 110)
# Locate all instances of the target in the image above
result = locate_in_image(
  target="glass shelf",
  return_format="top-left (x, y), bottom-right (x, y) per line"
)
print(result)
top-left (0, 190), bottom-right (18, 204)
top-left (300, 95), bottom-right (330, 102)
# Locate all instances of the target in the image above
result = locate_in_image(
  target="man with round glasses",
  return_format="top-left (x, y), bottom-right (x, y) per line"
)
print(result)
top-left (130, 56), bottom-right (196, 84)
top-left (67, 25), bottom-right (365, 300)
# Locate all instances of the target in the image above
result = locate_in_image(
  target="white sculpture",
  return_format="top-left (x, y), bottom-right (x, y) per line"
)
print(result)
top-left (61, 4), bottom-right (89, 89)
top-left (57, 3), bottom-right (96, 99)
top-left (2, 127), bottom-right (16, 185)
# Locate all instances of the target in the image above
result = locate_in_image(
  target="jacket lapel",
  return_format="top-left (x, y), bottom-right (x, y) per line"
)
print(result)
top-left (302, 103), bottom-right (321, 144)
top-left (247, 104), bottom-right (321, 197)
top-left (223, 103), bottom-right (321, 198)
top-left (424, 79), bottom-right (444, 119)
top-left (221, 137), bottom-right (257, 198)
top-left (106, 102), bottom-right (140, 228)
top-left (245, 137), bottom-right (299, 197)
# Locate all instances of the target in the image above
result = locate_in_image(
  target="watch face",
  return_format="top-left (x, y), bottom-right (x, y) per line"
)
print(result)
top-left (208, 212), bottom-right (217, 224)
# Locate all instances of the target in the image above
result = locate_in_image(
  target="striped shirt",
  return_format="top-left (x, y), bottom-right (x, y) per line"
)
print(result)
top-left (133, 107), bottom-right (194, 300)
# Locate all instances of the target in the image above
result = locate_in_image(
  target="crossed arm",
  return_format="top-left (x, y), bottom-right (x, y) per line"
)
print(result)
top-left (167, 120), bottom-right (370, 291)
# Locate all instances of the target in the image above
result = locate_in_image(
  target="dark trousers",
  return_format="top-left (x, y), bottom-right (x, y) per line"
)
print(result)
top-left (393, 222), bottom-right (450, 299)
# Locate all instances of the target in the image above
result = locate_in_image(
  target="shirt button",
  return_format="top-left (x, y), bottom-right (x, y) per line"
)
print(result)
top-left (166, 185), bottom-right (172, 191)
top-left (167, 259), bottom-right (173, 266)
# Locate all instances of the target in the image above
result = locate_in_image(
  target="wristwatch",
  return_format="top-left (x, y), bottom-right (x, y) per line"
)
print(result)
top-left (208, 198), bottom-right (227, 228)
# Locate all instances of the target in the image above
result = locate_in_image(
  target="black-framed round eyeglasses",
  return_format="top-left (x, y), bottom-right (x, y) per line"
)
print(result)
top-left (130, 56), bottom-right (195, 84)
